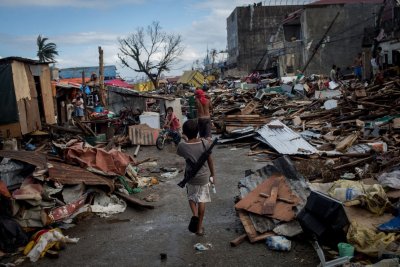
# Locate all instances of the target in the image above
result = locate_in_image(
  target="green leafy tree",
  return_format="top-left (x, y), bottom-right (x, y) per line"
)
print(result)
top-left (36, 35), bottom-right (58, 62)
top-left (118, 21), bottom-right (184, 89)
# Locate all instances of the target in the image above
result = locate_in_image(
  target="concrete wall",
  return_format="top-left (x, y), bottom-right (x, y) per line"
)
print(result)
top-left (301, 3), bottom-right (380, 76)
top-left (227, 5), bottom-right (301, 73)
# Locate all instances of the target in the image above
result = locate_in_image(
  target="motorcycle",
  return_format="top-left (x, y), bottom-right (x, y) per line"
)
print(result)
top-left (156, 129), bottom-right (175, 150)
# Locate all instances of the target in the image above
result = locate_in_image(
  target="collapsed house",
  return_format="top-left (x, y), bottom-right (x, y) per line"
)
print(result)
top-left (0, 57), bottom-right (56, 138)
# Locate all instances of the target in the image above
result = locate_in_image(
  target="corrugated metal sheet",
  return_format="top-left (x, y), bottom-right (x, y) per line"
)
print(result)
top-left (256, 120), bottom-right (317, 155)
top-left (0, 150), bottom-right (47, 169)
top-left (48, 161), bottom-right (114, 192)
top-left (129, 124), bottom-right (159, 145)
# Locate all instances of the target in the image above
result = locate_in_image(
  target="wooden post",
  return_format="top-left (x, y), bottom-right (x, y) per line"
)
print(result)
top-left (98, 46), bottom-right (105, 107)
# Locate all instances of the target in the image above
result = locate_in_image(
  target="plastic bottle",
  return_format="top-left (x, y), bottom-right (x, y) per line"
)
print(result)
top-left (209, 177), bottom-right (216, 194)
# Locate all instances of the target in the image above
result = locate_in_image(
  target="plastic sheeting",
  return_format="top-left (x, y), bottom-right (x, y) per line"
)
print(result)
top-left (90, 191), bottom-right (126, 218)
top-left (347, 222), bottom-right (399, 257)
top-left (0, 63), bottom-right (19, 124)
top-left (65, 142), bottom-right (135, 176)
top-left (25, 228), bottom-right (79, 262)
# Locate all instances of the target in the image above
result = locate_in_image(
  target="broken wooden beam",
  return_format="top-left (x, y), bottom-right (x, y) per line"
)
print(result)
top-left (230, 234), bottom-right (247, 247)
top-left (333, 156), bottom-right (373, 170)
top-left (115, 191), bottom-right (154, 209)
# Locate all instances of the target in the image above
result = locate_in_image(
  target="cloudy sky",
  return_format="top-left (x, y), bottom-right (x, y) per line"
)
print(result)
top-left (0, 0), bottom-right (304, 79)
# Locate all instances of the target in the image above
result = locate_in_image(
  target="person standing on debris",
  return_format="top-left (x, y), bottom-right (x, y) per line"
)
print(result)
top-left (164, 107), bottom-right (181, 145)
top-left (371, 52), bottom-right (379, 79)
top-left (72, 91), bottom-right (85, 121)
top-left (376, 47), bottom-right (384, 72)
top-left (353, 53), bottom-right (363, 80)
top-left (177, 119), bottom-right (215, 236)
top-left (329, 65), bottom-right (337, 82)
top-left (195, 89), bottom-right (213, 140)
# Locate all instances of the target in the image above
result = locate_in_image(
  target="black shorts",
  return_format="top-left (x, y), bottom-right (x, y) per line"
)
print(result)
top-left (198, 118), bottom-right (211, 138)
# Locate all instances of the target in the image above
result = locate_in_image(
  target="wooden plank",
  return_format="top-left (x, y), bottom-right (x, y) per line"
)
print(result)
top-left (24, 98), bottom-right (41, 133)
top-left (235, 175), bottom-right (300, 222)
top-left (39, 65), bottom-right (56, 124)
top-left (11, 61), bottom-right (31, 101)
top-left (0, 123), bottom-right (22, 138)
top-left (17, 100), bottom-right (28, 135)
top-left (237, 210), bottom-right (275, 243)
top-left (241, 100), bottom-right (258, 115)
top-left (115, 191), bottom-right (155, 209)
top-left (230, 234), bottom-right (247, 247)
top-left (261, 179), bottom-right (280, 215)
top-left (238, 210), bottom-right (257, 241)
top-left (226, 114), bottom-right (260, 118)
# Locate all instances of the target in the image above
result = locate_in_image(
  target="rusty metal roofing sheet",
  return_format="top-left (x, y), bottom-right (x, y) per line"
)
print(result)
top-left (129, 124), bottom-right (159, 145)
top-left (256, 120), bottom-right (317, 155)
top-left (48, 161), bottom-right (114, 192)
top-left (0, 150), bottom-right (47, 169)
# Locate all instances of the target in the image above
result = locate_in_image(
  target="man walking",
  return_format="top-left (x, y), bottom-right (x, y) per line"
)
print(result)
top-left (195, 89), bottom-right (213, 140)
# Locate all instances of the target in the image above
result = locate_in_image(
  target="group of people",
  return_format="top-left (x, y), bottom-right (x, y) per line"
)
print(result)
top-left (329, 48), bottom-right (384, 83)
top-left (162, 87), bottom-right (215, 236)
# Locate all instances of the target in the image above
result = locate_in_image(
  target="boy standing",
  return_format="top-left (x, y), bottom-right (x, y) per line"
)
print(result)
top-left (177, 119), bottom-right (215, 236)
top-left (164, 107), bottom-right (181, 145)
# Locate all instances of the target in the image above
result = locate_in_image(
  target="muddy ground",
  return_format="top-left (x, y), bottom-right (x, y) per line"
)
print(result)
top-left (24, 144), bottom-right (320, 267)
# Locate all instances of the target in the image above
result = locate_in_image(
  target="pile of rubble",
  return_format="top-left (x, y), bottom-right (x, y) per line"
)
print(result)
top-left (0, 137), bottom-right (169, 263)
top-left (218, 74), bottom-right (400, 265)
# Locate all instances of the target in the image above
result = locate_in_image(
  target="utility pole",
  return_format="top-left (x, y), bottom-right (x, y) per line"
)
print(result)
top-left (98, 46), bottom-right (105, 107)
top-left (302, 11), bottom-right (340, 73)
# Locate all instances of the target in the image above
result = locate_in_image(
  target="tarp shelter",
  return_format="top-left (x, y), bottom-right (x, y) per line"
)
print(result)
top-left (177, 70), bottom-right (205, 88)
top-left (0, 57), bottom-right (56, 137)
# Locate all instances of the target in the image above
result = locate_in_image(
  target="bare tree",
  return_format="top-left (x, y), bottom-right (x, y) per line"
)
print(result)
top-left (118, 21), bottom-right (184, 89)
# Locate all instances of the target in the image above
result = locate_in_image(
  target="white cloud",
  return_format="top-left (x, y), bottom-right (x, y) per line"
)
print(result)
top-left (0, 0), bottom-right (314, 78)
top-left (0, 0), bottom-right (144, 8)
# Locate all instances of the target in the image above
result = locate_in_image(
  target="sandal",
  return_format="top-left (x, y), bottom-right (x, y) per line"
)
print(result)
top-left (188, 216), bottom-right (199, 233)
top-left (196, 228), bottom-right (205, 236)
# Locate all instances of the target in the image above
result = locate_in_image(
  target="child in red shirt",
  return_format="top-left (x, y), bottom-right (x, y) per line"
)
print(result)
top-left (164, 107), bottom-right (181, 144)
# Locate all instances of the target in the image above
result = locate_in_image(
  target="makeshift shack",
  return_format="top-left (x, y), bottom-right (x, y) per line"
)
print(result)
top-left (0, 57), bottom-right (56, 137)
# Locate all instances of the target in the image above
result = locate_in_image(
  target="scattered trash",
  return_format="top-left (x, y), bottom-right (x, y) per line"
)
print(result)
top-left (143, 193), bottom-right (160, 202)
top-left (337, 242), bottom-right (354, 257)
top-left (266, 236), bottom-right (291, 251)
top-left (194, 243), bottom-right (212, 251)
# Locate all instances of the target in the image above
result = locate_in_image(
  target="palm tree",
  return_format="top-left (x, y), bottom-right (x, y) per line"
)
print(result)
top-left (36, 35), bottom-right (58, 62)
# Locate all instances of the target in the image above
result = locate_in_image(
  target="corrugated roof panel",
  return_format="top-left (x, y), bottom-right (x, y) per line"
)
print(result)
top-left (256, 120), bottom-right (317, 155)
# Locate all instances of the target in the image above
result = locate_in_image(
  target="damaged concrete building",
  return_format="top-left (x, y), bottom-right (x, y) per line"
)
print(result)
top-left (226, 1), bottom-right (387, 78)
top-left (266, 0), bottom-right (383, 77)
top-left (226, 3), bottom-right (304, 75)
